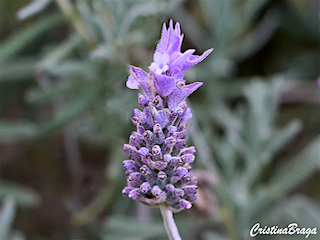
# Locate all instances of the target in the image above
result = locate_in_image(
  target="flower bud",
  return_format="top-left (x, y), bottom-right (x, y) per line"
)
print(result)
top-left (122, 187), bottom-right (134, 196)
top-left (123, 144), bottom-right (140, 161)
top-left (177, 167), bottom-right (188, 177)
top-left (166, 184), bottom-right (175, 193)
top-left (128, 188), bottom-right (140, 200)
top-left (129, 132), bottom-right (143, 148)
top-left (179, 199), bottom-right (192, 209)
top-left (180, 154), bottom-right (195, 163)
top-left (143, 130), bottom-right (154, 147)
top-left (138, 93), bottom-right (149, 108)
top-left (157, 171), bottom-right (167, 188)
top-left (152, 145), bottom-right (162, 160)
top-left (163, 136), bottom-right (176, 154)
top-left (122, 160), bottom-right (138, 170)
top-left (153, 123), bottom-right (165, 144)
top-left (182, 185), bottom-right (197, 195)
top-left (152, 185), bottom-right (163, 198)
top-left (152, 95), bottom-right (163, 109)
top-left (140, 182), bottom-right (151, 194)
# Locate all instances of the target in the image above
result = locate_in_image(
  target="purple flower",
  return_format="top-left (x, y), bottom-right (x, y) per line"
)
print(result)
top-left (122, 20), bottom-right (212, 212)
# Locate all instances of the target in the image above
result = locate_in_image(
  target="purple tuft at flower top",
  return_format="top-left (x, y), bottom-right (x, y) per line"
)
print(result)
top-left (122, 20), bottom-right (213, 212)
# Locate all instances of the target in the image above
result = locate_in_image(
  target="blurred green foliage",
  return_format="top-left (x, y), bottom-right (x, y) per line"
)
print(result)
top-left (0, 0), bottom-right (319, 239)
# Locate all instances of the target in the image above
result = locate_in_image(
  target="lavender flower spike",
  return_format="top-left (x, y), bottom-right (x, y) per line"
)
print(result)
top-left (123, 20), bottom-right (212, 213)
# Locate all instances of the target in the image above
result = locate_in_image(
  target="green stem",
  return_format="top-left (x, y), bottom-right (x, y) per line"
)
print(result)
top-left (159, 205), bottom-right (182, 240)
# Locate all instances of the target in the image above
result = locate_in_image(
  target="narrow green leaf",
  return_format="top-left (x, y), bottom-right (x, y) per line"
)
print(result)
top-left (265, 119), bottom-right (302, 156)
top-left (244, 0), bottom-right (270, 23)
top-left (262, 195), bottom-right (320, 227)
top-left (47, 60), bottom-right (99, 77)
top-left (25, 80), bottom-right (72, 106)
top-left (0, 121), bottom-right (37, 141)
top-left (76, 0), bottom-right (103, 42)
top-left (39, 34), bottom-right (83, 70)
top-left (16, 0), bottom-right (52, 20)
top-left (37, 86), bottom-right (99, 137)
top-left (0, 181), bottom-right (41, 208)
top-left (172, 4), bottom-right (210, 51)
top-left (117, 0), bottom-right (165, 38)
top-left (267, 136), bottom-right (320, 195)
top-left (54, 87), bottom-right (98, 123)
top-left (0, 58), bottom-right (38, 83)
top-left (0, 196), bottom-right (16, 240)
top-left (0, 13), bottom-right (65, 64)
top-left (226, 9), bottom-right (280, 62)
top-left (244, 136), bottom-right (320, 226)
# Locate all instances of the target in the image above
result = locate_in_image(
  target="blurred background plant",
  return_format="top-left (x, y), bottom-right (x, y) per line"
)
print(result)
top-left (0, 0), bottom-right (319, 239)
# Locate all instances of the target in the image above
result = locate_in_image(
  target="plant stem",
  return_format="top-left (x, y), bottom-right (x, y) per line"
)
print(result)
top-left (159, 205), bottom-right (182, 240)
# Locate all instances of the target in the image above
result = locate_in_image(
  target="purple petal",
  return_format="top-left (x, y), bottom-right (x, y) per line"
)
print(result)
top-left (154, 109), bottom-right (169, 128)
top-left (150, 53), bottom-right (170, 75)
top-left (127, 66), bottom-right (152, 97)
top-left (155, 20), bottom-right (183, 56)
top-left (168, 82), bottom-right (203, 109)
top-left (169, 49), bottom-right (195, 76)
top-left (142, 107), bottom-right (154, 129)
top-left (170, 48), bottom-right (213, 76)
top-left (126, 66), bottom-right (147, 88)
top-left (181, 107), bottom-right (192, 124)
top-left (151, 70), bottom-right (176, 97)
top-left (126, 75), bottom-right (140, 89)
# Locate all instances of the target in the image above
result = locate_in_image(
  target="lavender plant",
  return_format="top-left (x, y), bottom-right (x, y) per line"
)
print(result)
top-left (122, 20), bottom-right (212, 239)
